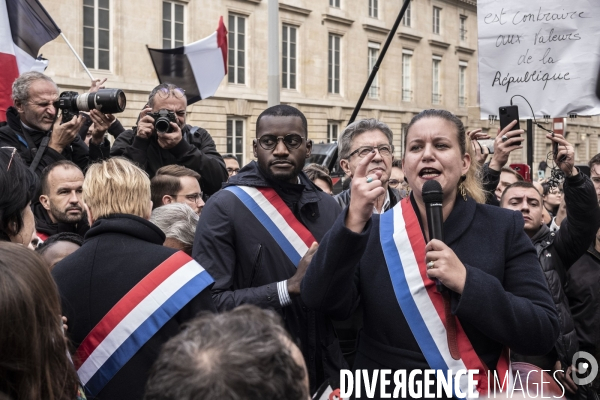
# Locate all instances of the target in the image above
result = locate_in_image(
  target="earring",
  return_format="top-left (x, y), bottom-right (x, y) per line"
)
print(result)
top-left (458, 175), bottom-right (467, 201)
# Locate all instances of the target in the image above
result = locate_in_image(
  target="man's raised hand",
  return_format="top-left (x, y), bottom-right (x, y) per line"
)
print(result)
top-left (345, 150), bottom-right (386, 233)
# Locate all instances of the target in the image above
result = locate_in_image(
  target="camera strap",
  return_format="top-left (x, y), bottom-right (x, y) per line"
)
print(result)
top-left (29, 135), bottom-right (49, 173)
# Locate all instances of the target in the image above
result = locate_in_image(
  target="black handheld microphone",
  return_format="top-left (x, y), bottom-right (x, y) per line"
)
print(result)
top-left (422, 180), bottom-right (445, 293)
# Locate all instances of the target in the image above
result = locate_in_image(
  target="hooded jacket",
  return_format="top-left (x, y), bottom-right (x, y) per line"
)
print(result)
top-left (0, 106), bottom-right (109, 176)
top-left (192, 161), bottom-right (347, 392)
top-left (53, 214), bottom-right (215, 400)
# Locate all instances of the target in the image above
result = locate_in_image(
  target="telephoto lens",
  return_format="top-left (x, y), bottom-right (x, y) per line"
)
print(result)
top-left (55, 89), bottom-right (127, 115)
top-left (75, 89), bottom-right (127, 113)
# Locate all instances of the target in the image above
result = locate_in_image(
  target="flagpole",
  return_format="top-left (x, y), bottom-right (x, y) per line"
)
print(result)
top-left (348, 0), bottom-right (411, 124)
top-left (60, 33), bottom-right (95, 81)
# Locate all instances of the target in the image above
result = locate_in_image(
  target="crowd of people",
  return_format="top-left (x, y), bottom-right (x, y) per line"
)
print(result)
top-left (1, 71), bottom-right (600, 400)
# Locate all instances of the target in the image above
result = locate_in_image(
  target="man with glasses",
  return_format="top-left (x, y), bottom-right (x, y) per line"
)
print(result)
top-left (335, 119), bottom-right (401, 213)
top-left (150, 165), bottom-right (204, 215)
top-left (0, 72), bottom-right (104, 176)
top-left (193, 105), bottom-right (346, 393)
top-left (222, 153), bottom-right (241, 180)
top-left (111, 83), bottom-right (227, 196)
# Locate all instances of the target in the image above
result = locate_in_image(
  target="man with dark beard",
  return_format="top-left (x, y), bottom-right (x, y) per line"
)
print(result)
top-left (35, 160), bottom-right (88, 241)
top-left (193, 105), bottom-right (346, 393)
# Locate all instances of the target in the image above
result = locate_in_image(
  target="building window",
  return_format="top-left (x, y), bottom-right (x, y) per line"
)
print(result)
top-left (433, 6), bottom-right (441, 35)
top-left (282, 24), bottom-right (297, 90)
top-left (368, 42), bottom-right (380, 98)
top-left (402, 50), bottom-right (412, 102)
top-left (227, 119), bottom-right (244, 164)
top-left (328, 122), bottom-right (339, 143)
top-left (459, 15), bottom-right (467, 41)
top-left (330, 0), bottom-right (340, 7)
top-left (369, 0), bottom-right (378, 18)
top-left (228, 14), bottom-right (246, 85)
top-left (402, 1), bottom-right (411, 27)
top-left (458, 62), bottom-right (467, 107)
top-left (83, 0), bottom-right (110, 70)
top-left (328, 34), bottom-right (341, 94)
top-left (432, 57), bottom-right (441, 104)
top-left (162, 2), bottom-right (184, 49)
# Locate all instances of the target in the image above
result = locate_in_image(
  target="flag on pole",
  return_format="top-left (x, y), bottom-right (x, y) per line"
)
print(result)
top-left (0, 0), bottom-right (60, 121)
top-left (147, 16), bottom-right (227, 105)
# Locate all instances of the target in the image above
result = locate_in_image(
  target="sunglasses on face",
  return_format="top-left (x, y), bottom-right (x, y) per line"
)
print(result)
top-left (257, 134), bottom-right (305, 151)
top-left (155, 87), bottom-right (186, 99)
top-left (348, 144), bottom-right (394, 159)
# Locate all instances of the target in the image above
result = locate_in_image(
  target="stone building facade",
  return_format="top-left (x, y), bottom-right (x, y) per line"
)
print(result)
top-left (38, 0), bottom-right (600, 171)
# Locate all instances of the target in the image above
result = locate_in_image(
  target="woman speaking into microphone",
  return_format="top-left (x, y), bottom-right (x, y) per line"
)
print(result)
top-left (301, 109), bottom-right (558, 399)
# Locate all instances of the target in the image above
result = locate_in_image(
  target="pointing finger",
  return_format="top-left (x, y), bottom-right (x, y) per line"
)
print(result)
top-left (353, 150), bottom-right (377, 179)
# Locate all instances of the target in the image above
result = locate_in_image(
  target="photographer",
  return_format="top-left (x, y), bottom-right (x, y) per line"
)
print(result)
top-left (0, 72), bottom-right (109, 176)
top-left (110, 83), bottom-right (227, 196)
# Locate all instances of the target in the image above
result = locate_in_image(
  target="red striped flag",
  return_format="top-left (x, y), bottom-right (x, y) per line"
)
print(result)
top-left (0, 0), bottom-right (60, 121)
top-left (147, 16), bottom-right (227, 105)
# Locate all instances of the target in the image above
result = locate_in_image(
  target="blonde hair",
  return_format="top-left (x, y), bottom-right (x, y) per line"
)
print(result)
top-left (83, 157), bottom-right (151, 219)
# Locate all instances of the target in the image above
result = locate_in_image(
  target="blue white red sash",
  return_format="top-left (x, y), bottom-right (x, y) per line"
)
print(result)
top-left (224, 186), bottom-right (316, 266)
top-left (74, 251), bottom-right (214, 396)
top-left (379, 198), bottom-right (511, 398)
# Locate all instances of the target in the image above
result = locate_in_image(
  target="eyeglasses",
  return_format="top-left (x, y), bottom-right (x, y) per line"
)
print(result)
top-left (171, 193), bottom-right (203, 203)
top-left (1, 147), bottom-right (17, 171)
top-left (347, 144), bottom-right (393, 159)
top-left (155, 87), bottom-right (186, 99)
top-left (257, 134), bottom-right (305, 151)
top-left (227, 167), bottom-right (240, 176)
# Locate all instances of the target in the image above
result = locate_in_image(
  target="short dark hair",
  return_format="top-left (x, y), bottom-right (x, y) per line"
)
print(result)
top-left (0, 149), bottom-right (37, 240)
top-left (144, 305), bottom-right (309, 400)
top-left (40, 160), bottom-right (82, 196)
top-left (501, 167), bottom-right (524, 182)
top-left (589, 153), bottom-right (600, 169)
top-left (36, 232), bottom-right (83, 255)
top-left (303, 164), bottom-right (333, 192)
top-left (392, 159), bottom-right (402, 168)
top-left (151, 165), bottom-right (201, 209)
top-left (500, 181), bottom-right (542, 204)
top-left (221, 153), bottom-right (239, 161)
top-left (256, 105), bottom-right (308, 138)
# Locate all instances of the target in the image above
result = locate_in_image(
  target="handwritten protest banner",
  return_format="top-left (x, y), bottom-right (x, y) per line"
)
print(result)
top-left (477, 0), bottom-right (600, 119)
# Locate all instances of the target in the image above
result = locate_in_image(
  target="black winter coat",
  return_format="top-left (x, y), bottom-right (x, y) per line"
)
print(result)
top-left (565, 244), bottom-right (600, 376)
top-left (110, 125), bottom-right (227, 196)
top-left (514, 171), bottom-right (600, 369)
top-left (52, 214), bottom-right (215, 400)
top-left (0, 107), bottom-right (109, 176)
top-left (192, 161), bottom-right (347, 392)
top-left (302, 195), bottom-right (559, 399)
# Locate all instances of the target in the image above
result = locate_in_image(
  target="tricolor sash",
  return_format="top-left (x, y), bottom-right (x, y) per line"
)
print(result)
top-left (379, 198), bottom-right (511, 398)
top-left (74, 251), bottom-right (214, 396)
top-left (224, 186), bottom-right (316, 265)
